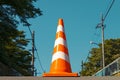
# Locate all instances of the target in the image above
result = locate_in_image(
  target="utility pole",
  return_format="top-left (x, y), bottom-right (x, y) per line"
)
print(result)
top-left (34, 69), bottom-right (37, 76)
top-left (101, 15), bottom-right (105, 69)
top-left (31, 31), bottom-right (35, 76)
top-left (96, 14), bottom-right (105, 75)
top-left (95, 0), bottom-right (115, 76)
top-left (81, 60), bottom-right (84, 71)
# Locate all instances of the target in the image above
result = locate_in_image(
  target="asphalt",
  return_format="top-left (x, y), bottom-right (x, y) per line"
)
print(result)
top-left (0, 76), bottom-right (120, 80)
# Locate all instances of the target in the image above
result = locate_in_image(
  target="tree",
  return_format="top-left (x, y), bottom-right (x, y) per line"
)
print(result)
top-left (0, 0), bottom-right (42, 75)
top-left (0, 24), bottom-right (33, 75)
top-left (80, 38), bottom-right (120, 76)
top-left (0, 0), bottom-right (42, 26)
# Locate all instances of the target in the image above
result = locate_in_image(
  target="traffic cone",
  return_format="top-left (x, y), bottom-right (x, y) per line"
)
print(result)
top-left (43, 18), bottom-right (78, 77)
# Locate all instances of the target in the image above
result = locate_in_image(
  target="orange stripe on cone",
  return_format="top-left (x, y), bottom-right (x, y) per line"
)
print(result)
top-left (43, 18), bottom-right (78, 77)
top-left (58, 18), bottom-right (64, 27)
top-left (50, 58), bottom-right (71, 72)
top-left (56, 31), bottom-right (66, 40)
top-left (53, 44), bottom-right (68, 55)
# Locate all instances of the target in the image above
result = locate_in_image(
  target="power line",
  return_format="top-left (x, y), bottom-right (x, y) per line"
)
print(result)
top-left (27, 26), bottom-right (45, 75)
top-left (85, 51), bottom-right (90, 63)
top-left (34, 46), bottom-right (46, 73)
top-left (27, 26), bottom-right (32, 36)
top-left (95, 0), bottom-right (115, 76)
top-left (103, 0), bottom-right (115, 21)
top-left (93, 0), bottom-right (115, 51)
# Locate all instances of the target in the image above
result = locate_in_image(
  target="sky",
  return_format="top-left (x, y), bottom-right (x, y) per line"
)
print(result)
top-left (19, 0), bottom-right (120, 76)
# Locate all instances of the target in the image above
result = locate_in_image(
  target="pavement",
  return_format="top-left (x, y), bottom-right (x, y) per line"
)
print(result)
top-left (0, 76), bottom-right (120, 80)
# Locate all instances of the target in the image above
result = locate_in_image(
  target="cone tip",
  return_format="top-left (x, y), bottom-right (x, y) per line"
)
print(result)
top-left (58, 18), bottom-right (64, 26)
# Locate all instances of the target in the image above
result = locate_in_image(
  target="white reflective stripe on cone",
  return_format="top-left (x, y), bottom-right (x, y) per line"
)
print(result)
top-left (52, 51), bottom-right (69, 63)
top-left (56, 25), bottom-right (64, 32)
top-left (54, 37), bottom-right (67, 48)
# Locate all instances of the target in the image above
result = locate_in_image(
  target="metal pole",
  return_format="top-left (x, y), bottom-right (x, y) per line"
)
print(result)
top-left (31, 31), bottom-right (35, 76)
top-left (101, 15), bottom-right (105, 68)
top-left (81, 60), bottom-right (84, 71)
top-left (96, 14), bottom-right (105, 76)
top-left (101, 15), bottom-right (105, 76)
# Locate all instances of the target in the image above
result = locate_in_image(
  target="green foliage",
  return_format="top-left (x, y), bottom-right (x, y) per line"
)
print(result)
top-left (0, 0), bottom-right (42, 26)
top-left (0, 0), bottom-right (42, 76)
top-left (0, 28), bottom-right (32, 75)
top-left (80, 38), bottom-right (120, 76)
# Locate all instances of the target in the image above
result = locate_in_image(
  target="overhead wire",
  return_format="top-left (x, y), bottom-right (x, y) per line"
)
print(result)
top-left (27, 26), bottom-right (45, 74)
top-left (103, 0), bottom-right (115, 21)
top-left (27, 26), bottom-right (32, 36)
top-left (95, 0), bottom-right (115, 42)
top-left (34, 45), bottom-right (46, 73)
top-left (82, 0), bottom-right (115, 72)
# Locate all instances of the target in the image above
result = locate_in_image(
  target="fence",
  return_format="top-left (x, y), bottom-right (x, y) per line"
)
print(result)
top-left (93, 57), bottom-right (120, 76)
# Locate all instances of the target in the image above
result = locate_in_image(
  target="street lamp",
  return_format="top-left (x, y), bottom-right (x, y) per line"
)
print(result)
top-left (90, 41), bottom-right (99, 46)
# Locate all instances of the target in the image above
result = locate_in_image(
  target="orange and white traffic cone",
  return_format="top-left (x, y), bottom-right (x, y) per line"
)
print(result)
top-left (43, 18), bottom-right (78, 77)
